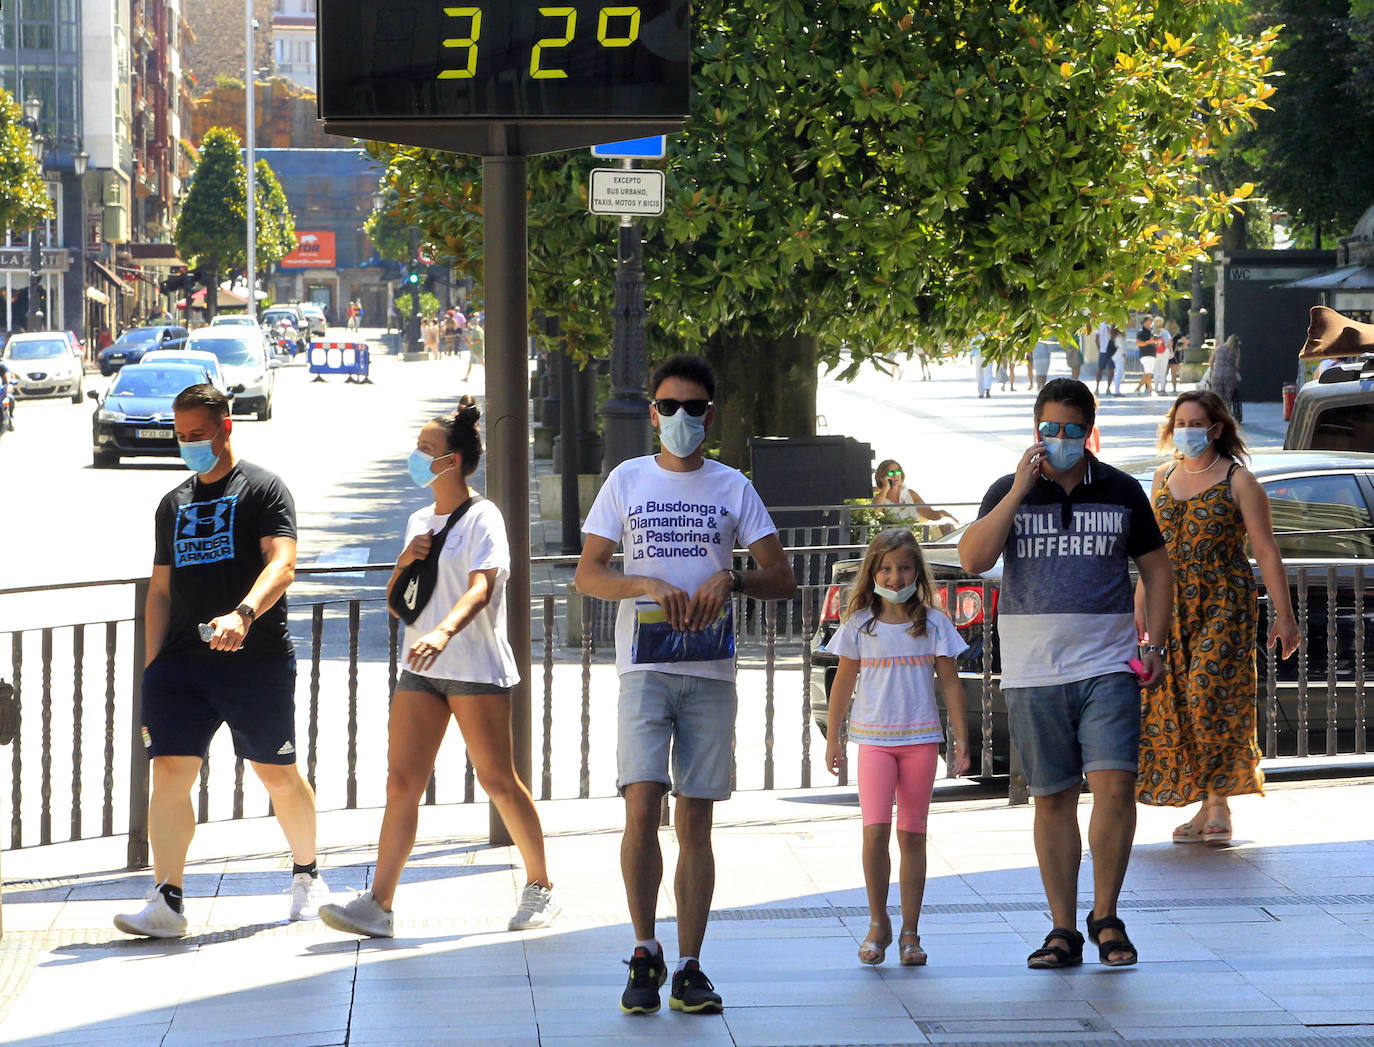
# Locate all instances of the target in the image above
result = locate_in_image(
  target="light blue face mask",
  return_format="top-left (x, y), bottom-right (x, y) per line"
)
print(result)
top-left (873, 580), bottom-right (919, 604)
top-left (179, 430), bottom-right (222, 474)
top-left (658, 409), bottom-right (706, 458)
top-left (1173, 425), bottom-right (1214, 459)
top-left (1042, 436), bottom-right (1086, 472)
top-left (407, 449), bottom-right (454, 488)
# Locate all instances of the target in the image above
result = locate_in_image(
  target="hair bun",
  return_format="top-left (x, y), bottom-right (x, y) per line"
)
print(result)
top-left (453, 394), bottom-right (481, 426)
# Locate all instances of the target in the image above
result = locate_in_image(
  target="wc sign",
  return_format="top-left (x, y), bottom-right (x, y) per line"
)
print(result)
top-left (281, 231), bottom-right (337, 268)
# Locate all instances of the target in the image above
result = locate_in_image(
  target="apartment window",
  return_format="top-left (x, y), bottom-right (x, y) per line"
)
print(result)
top-left (274, 0), bottom-right (284, 11)
top-left (303, 0), bottom-right (317, 12)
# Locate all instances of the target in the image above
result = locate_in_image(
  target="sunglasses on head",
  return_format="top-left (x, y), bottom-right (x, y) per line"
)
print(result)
top-left (1037, 421), bottom-right (1089, 440)
top-left (652, 398), bottom-right (712, 417)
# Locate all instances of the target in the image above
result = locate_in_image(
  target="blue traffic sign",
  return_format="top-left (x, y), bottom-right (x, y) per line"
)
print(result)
top-left (591, 136), bottom-right (667, 159)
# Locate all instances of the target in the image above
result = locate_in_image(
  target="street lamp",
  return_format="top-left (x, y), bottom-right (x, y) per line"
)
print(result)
top-left (21, 97), bottom-right (47, 331)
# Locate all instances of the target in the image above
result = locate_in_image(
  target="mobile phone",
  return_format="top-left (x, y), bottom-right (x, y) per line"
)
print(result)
top-left (1127, 656), bottom-right (1147, 680)
top-left (197, 623), bottom-right (214, 643)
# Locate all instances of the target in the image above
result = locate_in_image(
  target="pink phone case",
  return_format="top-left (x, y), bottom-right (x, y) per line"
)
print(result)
top-left (1128, 656), bottom-right (1147, 680)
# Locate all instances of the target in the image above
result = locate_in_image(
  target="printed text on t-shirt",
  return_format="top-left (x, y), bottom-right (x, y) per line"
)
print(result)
top-left (1012, 507), bottom-right (1123, 559)
top-left (627, 499), bottom-right (729, 560)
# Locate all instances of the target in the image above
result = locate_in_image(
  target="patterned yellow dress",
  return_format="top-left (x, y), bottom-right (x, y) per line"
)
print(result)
top-left (1138, 461), bottom-right (1265, 805)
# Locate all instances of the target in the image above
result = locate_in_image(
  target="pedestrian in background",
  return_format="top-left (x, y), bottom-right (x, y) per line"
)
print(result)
top-left (574, 354), bottom-right (795, 1015)
top-left (320, 396), bottom-right (559, 938)
top-left (1094, 326), bottom-right (1119, 397)
top-left (873, 459), bottom-right (958, 534)
top-left (1209, 334), bottom-right (1243, 419)
top-left (114, 384), bottom-right (327, 938)
top-left (824, 528), bottom-right (970, 967)
top-left (959, 378), bottom-right (1173, 969)
top-left (463, 314), bottom-right (485, 380)
top-left (1151, 317), bottom-right (1173, 395)
top-left (1168, 332), bottom-right (1188, 395)
top-left (1134, 317), bottom-right (1159, 395)
top-left (1136, 391), bottom-right (1299, 845)
top-left (1031, 339), bottom-right (1053, 389)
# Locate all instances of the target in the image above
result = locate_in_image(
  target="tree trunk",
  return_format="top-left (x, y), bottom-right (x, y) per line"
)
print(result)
top-left (205, 266), bottom-right (218, 324)
top-left (703, 329), bottom-right (818, 469)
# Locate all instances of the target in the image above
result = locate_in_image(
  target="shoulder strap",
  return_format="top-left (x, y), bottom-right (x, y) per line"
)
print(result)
top-left (1225, 461), bottom-right (1241, 481)
top-left (430, 495), bottom-right (481, 548)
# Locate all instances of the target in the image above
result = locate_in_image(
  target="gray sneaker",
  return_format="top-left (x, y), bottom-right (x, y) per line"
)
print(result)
top-left (508, 883), bottom-right (561, 931)
top-left (114, 886), bottom-right (189, 939)
top-left (318, 891), bottom-right (394, 938)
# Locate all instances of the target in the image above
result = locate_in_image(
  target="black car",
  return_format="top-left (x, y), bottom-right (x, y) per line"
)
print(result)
top-left (97, 325), bottom-right (189, 376)
top-left (89, 362), bottom-right (213, 468)
top-left (808, 450), bottom-right (1374, 772)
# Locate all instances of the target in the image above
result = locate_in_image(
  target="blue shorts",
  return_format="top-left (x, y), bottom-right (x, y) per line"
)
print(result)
top-left (141, 656), bottom-right (298, 765)
top-left (1003, 672), bottom-right (1141, 796)
top-left (617, 671), bottom-right (738, 801)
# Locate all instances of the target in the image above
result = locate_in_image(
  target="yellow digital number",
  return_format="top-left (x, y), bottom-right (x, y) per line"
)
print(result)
top-left (597, 6), bottom-right (641, 47)
top-left (531, 7), bottom-right (576, 79)
top-left (438, 7), bottom-right (482, 79)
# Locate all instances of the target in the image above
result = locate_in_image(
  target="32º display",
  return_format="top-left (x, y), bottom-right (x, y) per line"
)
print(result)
top-left (317, 0), bottom-right (691, 121)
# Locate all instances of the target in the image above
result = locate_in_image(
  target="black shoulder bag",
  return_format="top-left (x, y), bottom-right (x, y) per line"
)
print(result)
top-left (388, 496), bottom-right (480, 625)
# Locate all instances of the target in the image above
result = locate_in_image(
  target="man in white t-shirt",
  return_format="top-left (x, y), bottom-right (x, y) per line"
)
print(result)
top-left (575, 354), bottom-right (796, 1016)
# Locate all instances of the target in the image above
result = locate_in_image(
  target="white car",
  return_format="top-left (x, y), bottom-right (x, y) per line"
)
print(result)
top-left (297, 302), bottom-right (328, 338)
top-left (185, 327), bottom-right (279, 420)
top-left (139, 348), bottom-right (231, 397)
top-left (3, 331), bottom-right (85, 403)
top-left (210, 314), bottom-right (262, 328)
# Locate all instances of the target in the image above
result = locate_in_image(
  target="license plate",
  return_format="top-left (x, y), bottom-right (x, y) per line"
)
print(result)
top-left (135, 428), bottom-right (173, 439)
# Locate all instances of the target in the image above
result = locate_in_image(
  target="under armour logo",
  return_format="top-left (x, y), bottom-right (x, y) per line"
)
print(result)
top-left (180, 500), bottom-right (231, 537)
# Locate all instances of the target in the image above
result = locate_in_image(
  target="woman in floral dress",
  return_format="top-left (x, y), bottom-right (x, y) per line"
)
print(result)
top-left (1136, 391), bottom-right (1299, 844)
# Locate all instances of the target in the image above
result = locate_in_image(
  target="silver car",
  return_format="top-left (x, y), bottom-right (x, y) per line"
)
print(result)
top-left (185, 328), bottom-right (280, 421)
top-left (3, 332), bottom-right (85, 403)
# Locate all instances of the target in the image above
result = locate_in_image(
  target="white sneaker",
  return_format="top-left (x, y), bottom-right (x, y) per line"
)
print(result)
top-left (508, 883), bottom-right (561, 931)
top-left (318, 891), bottom-right (394, 938)
top-left (114, 886), bottom-right (189, 938)
top-left (288, 871), bottom-right (330, 921)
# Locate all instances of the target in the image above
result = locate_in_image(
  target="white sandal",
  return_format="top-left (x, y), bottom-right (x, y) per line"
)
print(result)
top-left (858, 921), bottom-right (892, 965)
top-left (899, 930), bottom-right (927, 967)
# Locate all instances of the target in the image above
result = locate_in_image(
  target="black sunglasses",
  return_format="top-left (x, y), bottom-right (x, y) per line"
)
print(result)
top-left (1037, 421), bottom-right (1090, 440)
top-left (653, 398), bottom-right (712, 417)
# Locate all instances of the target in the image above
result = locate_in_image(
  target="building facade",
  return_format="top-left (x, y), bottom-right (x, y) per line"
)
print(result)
top-left (271, 0), bottom-right (316, 92)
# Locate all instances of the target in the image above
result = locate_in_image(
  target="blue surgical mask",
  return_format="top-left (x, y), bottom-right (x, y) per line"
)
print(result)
top-left (407, 449), bottom-right (454, 488)
top-left (1042, 436), bottom-right (1086, 471)
top-left (179, 431), bottom-right (221, 474)
top-left (658, 409), bottom-right (706, 458)
top-left (873, 580), bottom-right (919, 604)
top-left (1173, 426), bottom-right (1213, 459)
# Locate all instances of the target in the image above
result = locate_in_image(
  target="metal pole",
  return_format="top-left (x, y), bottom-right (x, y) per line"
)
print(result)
top-left (126, 579), bottom-right (150, 869)
top-left (482, 153), bottom-right (530, 848)
top-left (245, 12), bottom-right (257, 320)
top-left (27, 227), bottom-right (41, 331)
top-left (408, 227), bottom-right (421, 352)
top-left (558, 338), bottom-right (580, 555)
top-left (600, 158), bottom-right (652, 476)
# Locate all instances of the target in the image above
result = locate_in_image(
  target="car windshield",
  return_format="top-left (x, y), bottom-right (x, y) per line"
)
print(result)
top-left (113, 328), bottom-right (164, 346)
top-left (108, 366), bottom-right (205, 398)
top-left (214, 316), bottom-right (255, 325)
top-left (6, 339), bottom-right (67, 359)
top-left (193, 338), bottom-right (259, 367)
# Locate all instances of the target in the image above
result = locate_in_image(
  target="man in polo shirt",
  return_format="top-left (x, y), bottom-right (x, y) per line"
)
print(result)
top-left (960, 377), bottom-right (1172, 969)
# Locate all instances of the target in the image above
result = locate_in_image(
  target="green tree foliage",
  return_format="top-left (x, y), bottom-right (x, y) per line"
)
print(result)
top-left (0, 89), bottom-right (56, 234)
top-left (362, 189), bottom-right (413, 263)
top-left (174, 127), bottom-right (296, 318)
top-left (367, 1), bottom-right (1276, 464)
top-left (1243, 0), bottom-right (1374, 243)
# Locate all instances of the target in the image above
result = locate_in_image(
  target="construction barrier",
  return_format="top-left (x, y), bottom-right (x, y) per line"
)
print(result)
top-left (308, 341), bottom-right (372, 383)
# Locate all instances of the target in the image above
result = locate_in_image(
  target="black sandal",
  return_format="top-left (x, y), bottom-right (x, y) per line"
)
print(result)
top-left (1026, 927), bottom-right (1084, 969)
top-left (1086, 913), bottom-right (1138, 967)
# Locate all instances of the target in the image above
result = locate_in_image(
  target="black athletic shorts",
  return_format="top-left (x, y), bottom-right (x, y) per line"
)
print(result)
top-left (141, 655), bottom-right (298, 764)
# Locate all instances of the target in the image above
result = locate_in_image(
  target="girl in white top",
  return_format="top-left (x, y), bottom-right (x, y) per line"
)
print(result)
top-left (319, 396), bottom-right (557, 939)
top-left (825, 528), bottom-right (971, 967)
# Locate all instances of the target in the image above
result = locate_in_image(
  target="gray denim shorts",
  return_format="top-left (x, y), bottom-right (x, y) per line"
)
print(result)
top-left (617, 671), bottom-right (738, 800)
top-left (1003, 672), bottom-right (1141, 796)
top-left (396, 670), bottom-right (510, 698)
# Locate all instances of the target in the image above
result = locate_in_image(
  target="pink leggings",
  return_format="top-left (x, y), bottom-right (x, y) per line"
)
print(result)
top-left (857, 743), bottom-right (938, 833)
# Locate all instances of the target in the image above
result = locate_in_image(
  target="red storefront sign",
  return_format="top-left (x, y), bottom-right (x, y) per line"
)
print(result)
top-left (281, 231), bottom-right (336, 268)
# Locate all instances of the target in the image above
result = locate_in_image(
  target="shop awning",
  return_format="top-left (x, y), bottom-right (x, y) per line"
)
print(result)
top-left (85, 286), bottom-right (109, 305)
top-left (88, 259), bottom-right (131, 293)
top-left (1283, 265), bottom-right (1374, 291)
top-left (124, 243), bottom-right (187, 268)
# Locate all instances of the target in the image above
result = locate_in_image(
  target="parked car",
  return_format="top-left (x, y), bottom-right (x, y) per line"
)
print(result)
top-left (1285, 361), bottom-right (1374, 451)
top-left (139, 348), bottom-right (231, 397)
top-left (185, 327), bottom-right (279, 420)
top-left (260, 306), bottom-right (310, 353)
top-left (808, 450), bottom-right (1374, 772)
top-left (97, 325), bottom-right (189, 376)
top-left (2, 331), bottom-right (85, 403)
top-left (297, 302), bottom-right (328, 338)
top-left (210, 314), bottom-right (264, 330)
top-left (89, 361), bottom-right (215, 468)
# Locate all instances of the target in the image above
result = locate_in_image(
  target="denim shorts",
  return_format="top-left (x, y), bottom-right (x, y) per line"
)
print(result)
top-left (141, 655), bottom-right (297, 764)
top-left (617, 671), bottom-right (738, 800)
top-left (396, 670), bottom-right (510, 697)
top-left (1003, 672), bottom-right (1141, 796)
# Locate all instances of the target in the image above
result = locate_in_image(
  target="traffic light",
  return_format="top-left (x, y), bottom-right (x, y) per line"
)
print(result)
top-left (159, 268), bottom-right (188, 295)
top-left (187, 266), bottom-right (205, 290)
top-left (402, 268), bottom-right (421, 288)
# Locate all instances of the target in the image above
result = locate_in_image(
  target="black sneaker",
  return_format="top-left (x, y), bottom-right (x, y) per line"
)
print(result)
top-left (669, 960), bottom-right (723, 1014)
top-left (620, 944), bottom-right (667, 1014)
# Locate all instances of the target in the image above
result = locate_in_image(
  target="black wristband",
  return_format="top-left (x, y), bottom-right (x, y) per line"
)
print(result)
top-left (235, 603), bottom-right (257, 625)
top-left (729, 569), bottom-right (744, 593)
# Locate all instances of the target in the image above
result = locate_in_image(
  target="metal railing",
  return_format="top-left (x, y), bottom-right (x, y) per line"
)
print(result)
top-left (0, 552), bottom-right (1369, 867)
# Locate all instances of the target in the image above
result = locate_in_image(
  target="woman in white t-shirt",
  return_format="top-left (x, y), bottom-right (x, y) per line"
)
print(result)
top-left (319, 395), bottom-right (558, 939)
top-left (824, 529), bottom-right (971, 968)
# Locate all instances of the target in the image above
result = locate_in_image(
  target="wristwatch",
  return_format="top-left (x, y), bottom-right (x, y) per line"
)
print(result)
top-left (1141, 643), bottom-right (1165, 656)
top-left (234, 603), bottom-right (257, 626)
top-left (728, 569), bottom-right (744, 593)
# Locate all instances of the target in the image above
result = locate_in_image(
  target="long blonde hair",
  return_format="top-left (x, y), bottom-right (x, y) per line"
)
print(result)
top-left (844, 528), bottom-right (935, 638)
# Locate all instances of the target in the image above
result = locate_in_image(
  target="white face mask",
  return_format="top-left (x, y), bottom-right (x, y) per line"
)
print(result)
top-left (873, 580), bottom-right (919, 604)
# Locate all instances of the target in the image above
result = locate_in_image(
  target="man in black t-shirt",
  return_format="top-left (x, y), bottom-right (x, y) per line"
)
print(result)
top-left (114, 384), bottom-right (328, 938)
